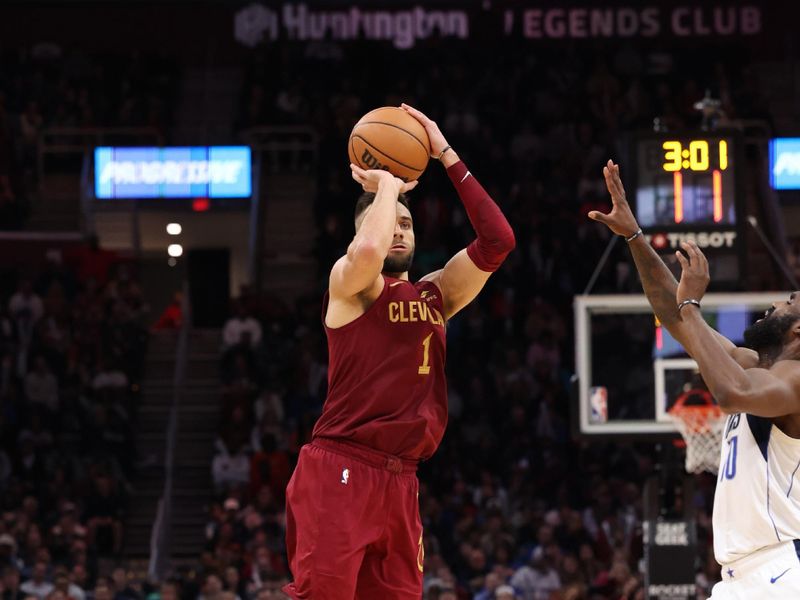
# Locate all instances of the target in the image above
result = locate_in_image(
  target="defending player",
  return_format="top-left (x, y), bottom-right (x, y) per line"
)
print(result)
top-left (282, 104), bottom-right (515, 599)
top-left (590, 160), bottom-right (800, 599)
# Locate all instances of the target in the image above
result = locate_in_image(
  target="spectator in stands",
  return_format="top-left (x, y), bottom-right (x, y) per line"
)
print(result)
top-left (152, 293), bottom-right (183, 331)
top-left (196, 574), bottom-right (223, 600)
top-left (52, 567), bottom-right (83, 600)
top-left (19, 561), bottom-right (52, 600)
top-left (10, 281), bottom-right (43, 375)
top-left (1, 565), bottom-right (22, 600)
top-left (249, 435), bottom-right (289, 504)
top-left (23, 358), bottom-right (59, 418)
top-left (67, 568), bottom-right (87, 600)
top-left (509, 547), bottom-right (562, 599)
top-left (222, 303), bottom-right (262, 351)
top-left (211, 438), bottom-right (250, 493)
top-left (149, 580), bottom-right (179, 600)
top-left (84, 473), bottom-right (125, 556)
top-left (495, 585), bottom-right (517, 600)
top-left (110, 567), bottom-right (141, 600)
top-left (9, 282), bottom-right (44, 328)
top-left (93, 580), bottom-right (113, 600)
top-left (221, 567), bottom-right (243, 600)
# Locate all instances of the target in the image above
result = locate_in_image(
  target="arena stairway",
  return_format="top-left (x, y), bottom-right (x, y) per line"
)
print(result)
top-left (123, 329), bottom-right (221, 562)
top-left (168, 328), bottom-right (221, 562)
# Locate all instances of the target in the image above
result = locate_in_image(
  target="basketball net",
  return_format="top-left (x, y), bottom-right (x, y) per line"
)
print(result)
top-left (667, 390), bottom-right (726, 474)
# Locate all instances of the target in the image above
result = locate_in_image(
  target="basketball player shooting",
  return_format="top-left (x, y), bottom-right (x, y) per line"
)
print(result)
top-left (589, 160), bottom-right (800, 599)
top-left (282, 104), bottom-right (515, 599)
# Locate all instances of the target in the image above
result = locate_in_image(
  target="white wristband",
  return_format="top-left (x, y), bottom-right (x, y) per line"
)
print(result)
top-left (678, 299), bottom-right (701, 312)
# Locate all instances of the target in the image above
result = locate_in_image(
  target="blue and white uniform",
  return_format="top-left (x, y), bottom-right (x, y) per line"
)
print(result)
top-left (709, 413), bottom-right (800, 599)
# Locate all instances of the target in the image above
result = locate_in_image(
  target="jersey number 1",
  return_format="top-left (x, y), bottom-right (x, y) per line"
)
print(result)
top-left (418, 333), bottom-right (433, 375)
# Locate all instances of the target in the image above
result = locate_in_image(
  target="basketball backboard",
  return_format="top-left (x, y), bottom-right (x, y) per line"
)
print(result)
top-left (573, 292), bottom-right (786, 438)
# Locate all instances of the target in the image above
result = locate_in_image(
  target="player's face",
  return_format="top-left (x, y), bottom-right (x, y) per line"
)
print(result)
top-left (382, 202), bottom-right (415, 275)
top-left (744, 292), bottom-right (800, 353)
top-left (757, 292), bottom-right (800, 322)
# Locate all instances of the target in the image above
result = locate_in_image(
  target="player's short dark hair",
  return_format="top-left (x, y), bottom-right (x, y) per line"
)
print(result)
top-left (354, 192), bottom-right (410, 221)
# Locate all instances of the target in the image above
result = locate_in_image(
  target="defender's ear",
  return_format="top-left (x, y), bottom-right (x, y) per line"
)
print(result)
top-left (792, 317), bottom-right (800, 338)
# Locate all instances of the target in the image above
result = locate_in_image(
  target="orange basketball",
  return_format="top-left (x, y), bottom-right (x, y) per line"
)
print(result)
top-left (348, 107), bottom-right (431, 182)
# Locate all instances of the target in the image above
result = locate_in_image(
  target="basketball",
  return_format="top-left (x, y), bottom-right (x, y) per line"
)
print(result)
top-left (348, 107), bottom-right (432, 182)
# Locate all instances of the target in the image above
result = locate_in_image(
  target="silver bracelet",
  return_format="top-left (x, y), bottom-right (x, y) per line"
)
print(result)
top-left (624, 228), bottom-right (643, 243)
top-left (678, 299), bottom-right (701, 311)
top-left (435, 145), bottom-right (452, 160)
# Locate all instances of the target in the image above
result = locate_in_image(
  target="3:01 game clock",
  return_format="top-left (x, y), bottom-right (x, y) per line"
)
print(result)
top-left (634, 134), bottom-right (738, 228)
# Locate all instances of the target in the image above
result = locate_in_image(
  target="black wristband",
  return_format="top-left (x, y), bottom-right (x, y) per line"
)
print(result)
top-left (624, 228), bottom-right (643, 243)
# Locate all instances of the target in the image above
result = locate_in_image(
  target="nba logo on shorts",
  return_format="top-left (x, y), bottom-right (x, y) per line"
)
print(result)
top-left (341, 468), bottom-right (350, 485)
top-left (589, 386), bottom-right (608, 423)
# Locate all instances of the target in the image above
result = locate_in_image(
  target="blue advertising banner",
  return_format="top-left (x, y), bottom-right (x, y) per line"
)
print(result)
top-left (770, 138), bottom-right (800, 190)
top-left (94, 146), bottom-right (252, 199)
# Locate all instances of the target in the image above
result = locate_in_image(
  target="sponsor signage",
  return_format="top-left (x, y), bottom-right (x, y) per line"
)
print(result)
top-left (94, 146), bottom-right (252, 199)
top-left (770, 138), bottom-right (800, 190)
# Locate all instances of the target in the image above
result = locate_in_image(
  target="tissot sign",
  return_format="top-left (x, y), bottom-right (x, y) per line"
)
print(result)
top-left (234, 4), bottom-right (763, 49)
top-left (646, 231), bottom-right (738, 250)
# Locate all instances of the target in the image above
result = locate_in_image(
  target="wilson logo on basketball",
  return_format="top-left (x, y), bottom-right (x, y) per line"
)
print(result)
top-left (360, 149), bottom-right (408, 180)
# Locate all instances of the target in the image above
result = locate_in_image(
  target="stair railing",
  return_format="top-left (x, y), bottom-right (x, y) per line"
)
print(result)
top-left (148, 282), bottom-right (190, 581)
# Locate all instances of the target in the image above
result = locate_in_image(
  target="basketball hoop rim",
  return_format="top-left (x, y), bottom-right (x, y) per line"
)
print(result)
top-left (668, 388), bottom-right (722, 417)
top-left (668, 402), bottom-right (725, 434)
top-left (668, 404), bottom-right (724, 417)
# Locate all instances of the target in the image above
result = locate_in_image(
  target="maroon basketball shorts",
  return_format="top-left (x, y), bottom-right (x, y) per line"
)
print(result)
top-left (283, 439), bottom-right (423, 600)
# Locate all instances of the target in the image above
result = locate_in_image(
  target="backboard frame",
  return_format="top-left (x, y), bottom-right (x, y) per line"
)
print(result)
top-left (573, 292), bottom-right (786, 438)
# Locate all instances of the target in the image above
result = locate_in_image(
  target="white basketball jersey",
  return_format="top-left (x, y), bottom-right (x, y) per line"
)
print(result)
top-left (713, 413), bottom-right (800, 565)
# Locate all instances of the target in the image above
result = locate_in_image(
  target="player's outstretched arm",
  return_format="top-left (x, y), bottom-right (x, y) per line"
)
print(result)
top-left (329, 166), bottom-right (417, 300)
top-left (675, 242), bottom-right (800, 417)
top-left (589, 160), bottom-right (757, 368)
top-left (401, 103), bottom-right (515, 319)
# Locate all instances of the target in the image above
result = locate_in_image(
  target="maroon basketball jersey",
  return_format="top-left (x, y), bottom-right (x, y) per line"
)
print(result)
top-left (313, 275), bottom-right (448, 461)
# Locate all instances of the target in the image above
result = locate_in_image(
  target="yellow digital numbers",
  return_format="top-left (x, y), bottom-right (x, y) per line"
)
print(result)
top-left (662, 140), bottom-right (728, 172)
top-left (662, 141), bottom-right (682, 172)
top-left (689, 141), bottom-right (709, 170)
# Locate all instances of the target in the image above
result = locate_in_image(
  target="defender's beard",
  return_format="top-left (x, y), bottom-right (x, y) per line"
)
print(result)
top-left (743, 314), bottom-right (798, 357)
top-left (383, 249), bottom-right (414, 274)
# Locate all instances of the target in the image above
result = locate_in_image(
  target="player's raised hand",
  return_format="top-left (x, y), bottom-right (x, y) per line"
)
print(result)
top-left (400, 103), bottom-right (450, 159)
top-left (676, 241), bottom-right (710, 305)
top-left (588, 160), bottom-right (640, 238)
top-left (350, 164), bottom-right (418, 194)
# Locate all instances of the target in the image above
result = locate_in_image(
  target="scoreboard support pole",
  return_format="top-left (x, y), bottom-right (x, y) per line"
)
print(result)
top-left (643, 444), bottom-right (698, 600)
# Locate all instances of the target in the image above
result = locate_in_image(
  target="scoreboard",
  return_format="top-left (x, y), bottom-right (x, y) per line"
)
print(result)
top-left (632, 132), bottom-right (745, 287)
top-left (634, 135), bottom-right (738, 227)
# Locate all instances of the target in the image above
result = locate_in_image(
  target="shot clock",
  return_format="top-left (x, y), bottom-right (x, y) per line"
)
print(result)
top-left (634, 135), bottom-right (738, 227)
top-left (631, 132), bottom-right (745, 288)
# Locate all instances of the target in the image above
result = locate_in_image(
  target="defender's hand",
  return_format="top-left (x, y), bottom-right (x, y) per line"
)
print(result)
top-left (400, 103), bottom-right (450, 159)
top-left (588, 160), bottom-right (641, 238)
top-left (676, 241), bottom-right (710, 304)
top-left (350, 164), bottom-right (418, 194)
